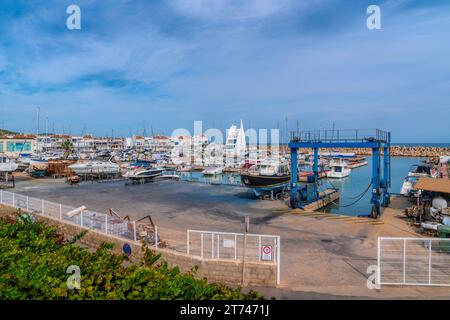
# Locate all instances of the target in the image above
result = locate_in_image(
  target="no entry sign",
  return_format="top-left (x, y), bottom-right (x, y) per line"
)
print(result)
top-left (261, 245), bottom-right (273, 261)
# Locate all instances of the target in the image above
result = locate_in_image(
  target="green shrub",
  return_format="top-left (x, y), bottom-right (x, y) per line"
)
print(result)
top-left (0, 215), bottom-right (262, 300)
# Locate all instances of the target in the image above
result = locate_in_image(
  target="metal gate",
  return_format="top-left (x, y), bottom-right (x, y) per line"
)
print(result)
top-left (378, 237), bottom-right (450, 287)
top-left (187, 230), bottom-right (281, 285)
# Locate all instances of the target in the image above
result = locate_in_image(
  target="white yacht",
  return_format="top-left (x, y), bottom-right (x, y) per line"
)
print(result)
top-left (69, 161), bottom-right (120, 175)
top-left (202, 166), bottom-right (224, 176)
top-left (326, 159), bottom-right (351, 179)
top-left (225, 120), bottom-right (247, 168)
top-left (0, 155), bottom-right (18, 173)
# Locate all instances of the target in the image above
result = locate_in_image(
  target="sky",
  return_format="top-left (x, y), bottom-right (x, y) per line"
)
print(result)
top-left (0, 0), bottom-right (449, 142)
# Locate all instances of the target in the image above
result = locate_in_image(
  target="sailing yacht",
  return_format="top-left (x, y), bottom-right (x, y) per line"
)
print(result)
top-left (225, 120), bottom-right (247, 168)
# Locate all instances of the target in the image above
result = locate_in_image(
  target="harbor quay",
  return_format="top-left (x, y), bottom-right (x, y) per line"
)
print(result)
top-left (7, 167), bottom-right (450, 299)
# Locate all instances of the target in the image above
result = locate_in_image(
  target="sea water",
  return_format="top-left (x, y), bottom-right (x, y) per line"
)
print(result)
top-left (179, 157), bottom-right (425, 216)
top-left (322, 157), bottom-right (425, 216)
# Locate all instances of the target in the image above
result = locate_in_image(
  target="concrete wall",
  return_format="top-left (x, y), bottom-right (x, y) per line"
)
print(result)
top-left (0, 207), bottom-right (277, 287)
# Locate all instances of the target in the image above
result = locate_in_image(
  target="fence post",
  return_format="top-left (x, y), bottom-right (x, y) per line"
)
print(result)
top-left (187, 230), bottom-right (190, 255)
top-left (41, 199), bottom-right (44, 215)
top-left (155, 226), bottom-right (158, 249)
top-left (277, 236), bottom-right (281, 286)
top-left (200, 234), bottom-right (204, 259)
top-left (12, 193), bottom-right (15, 207)
top-left (258, 236), bottom-right (262, 261)
top-left (217, 234), bottom-right (220, 259)
top-left (234, 234), bottom-right (237, 260)
top-left (211, 232), bottom-right (214, 259)
top-left (59, 204), bottom-right (62, 220)
top-left (26, 196), bottom-right (29, 211)
top-left (133, 221), bottom-right (137, 242)
top-left (403, 239), bottom-right (406, 284)
top-left (80, 210), bottom-right (84, 227)
top-left (428, 239), bottom-right (432, 285)
top-left (105, 214), bottom-right (108, 234)
top-left (377, 237), bottom-right (381, 287)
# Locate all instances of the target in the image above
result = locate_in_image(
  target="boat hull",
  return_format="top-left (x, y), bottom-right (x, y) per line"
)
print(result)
top-left (240, 174), bottom-right (291, 188)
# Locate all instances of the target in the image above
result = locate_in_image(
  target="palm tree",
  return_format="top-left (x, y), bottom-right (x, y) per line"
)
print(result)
top-left (61, 140), bottom-right (74, 159)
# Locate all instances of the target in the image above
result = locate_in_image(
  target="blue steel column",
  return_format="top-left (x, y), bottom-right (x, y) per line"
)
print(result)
top-left (371, 147), bottom-right (381, 216)
top-left (290, 147), bottom-right (298, 201)
top-left (313, 147), bottom-right (319, 183)
top-left (382, 145), bottom-right (390, 207)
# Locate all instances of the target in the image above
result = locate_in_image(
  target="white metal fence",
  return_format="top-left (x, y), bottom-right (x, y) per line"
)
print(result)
top-left (187, 230), bottom-right (281, 285)
top-left (0, 190), bottom-right (138, 242)
top-left (378, 237), bottom-right (450, 287)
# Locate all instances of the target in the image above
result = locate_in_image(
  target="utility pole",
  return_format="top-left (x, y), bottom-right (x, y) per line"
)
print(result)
top-left (36, 107), bottom-right (40, 136)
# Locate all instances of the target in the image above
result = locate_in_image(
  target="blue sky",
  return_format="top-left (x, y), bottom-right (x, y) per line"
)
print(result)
top-left (0, 0), bottom-right (449, 142)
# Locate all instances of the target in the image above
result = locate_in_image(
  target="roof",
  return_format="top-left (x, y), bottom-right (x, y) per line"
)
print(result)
top-left (415, 177), bottom-right (450, 194)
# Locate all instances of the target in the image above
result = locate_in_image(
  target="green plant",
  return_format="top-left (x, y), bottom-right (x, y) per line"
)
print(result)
top-left (0, 215), bottom-right (262, 300)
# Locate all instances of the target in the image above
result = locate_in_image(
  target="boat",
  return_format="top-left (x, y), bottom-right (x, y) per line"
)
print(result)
top-left (347, 157), bottom-right (368, 169)
top-left (124, 168), bottom-right (164, 180)
top-left (68, 161), bottom-right (120, 175)
top-left (202, 166), bottom-right (224, 176)
top-left (326, 159), bottom-right (351, 179)
top-left (0, 155), bottom-right (18, 173)
top-left (407, 164), bottom-right (433, 177)
top-left (29, 158), bottom-right (49, 170)
top-left (159, 174), bottom-right (181, 181)
top-left (400, 176), bottom-right (420, 196)
top-left (240, 161), bottom-right (290, 197)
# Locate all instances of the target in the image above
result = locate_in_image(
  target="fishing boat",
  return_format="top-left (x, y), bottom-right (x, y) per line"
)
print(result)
top-left (326, 159), bottom-right (351, 179)
top-left (240, 161), bottom-right (290, 197)
top-left (0, 155), bottom-right (18, 173)
top-left (68, 161), bottom-right (120, 175)
top-left (202, 166), bottom-right (224, 176)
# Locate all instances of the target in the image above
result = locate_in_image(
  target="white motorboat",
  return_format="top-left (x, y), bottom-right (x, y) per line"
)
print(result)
top-left (407, 164), bottom-right (432, 177)
top-left (69, 161), bottom-right (120, 175)
top-left (400, 176), bottom-right (419, 196)
top-left (124, 168), bottom-right (164, 180)
top-left (202, 166), bottom-right (224, 176)
top-left (0, 155), bottom-right (18, 173)
top-left (326, 159), bottom-right (351, 179)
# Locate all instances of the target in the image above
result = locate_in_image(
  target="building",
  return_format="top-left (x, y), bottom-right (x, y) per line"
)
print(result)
top-left (0, 135), bottom-right (36, 158)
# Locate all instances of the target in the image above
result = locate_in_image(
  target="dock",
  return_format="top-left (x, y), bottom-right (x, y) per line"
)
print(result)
top-left (303, 189), bottom-right (340, 211)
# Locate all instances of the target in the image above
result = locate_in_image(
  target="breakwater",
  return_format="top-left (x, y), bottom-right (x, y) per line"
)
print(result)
top-left (276, 146), bottom-right (450, 158)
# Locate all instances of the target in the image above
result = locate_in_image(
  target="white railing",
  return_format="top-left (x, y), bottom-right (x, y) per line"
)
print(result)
top-left (187, 230), bottom-right (281, 285)
top-left (378, 237), bottom-right (450, 287)
top-left (0, 190), bottom-right (139, 242)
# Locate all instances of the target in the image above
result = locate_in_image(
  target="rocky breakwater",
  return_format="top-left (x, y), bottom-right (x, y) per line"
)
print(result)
top-left (295, 146), bottom-right (450, 158)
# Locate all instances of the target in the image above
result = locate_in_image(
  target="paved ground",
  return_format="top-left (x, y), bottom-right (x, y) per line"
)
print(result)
top-left (11, 175), bottom-right (450, 299)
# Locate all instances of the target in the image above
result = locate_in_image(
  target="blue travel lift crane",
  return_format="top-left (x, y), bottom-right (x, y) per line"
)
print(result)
top-left (288, 129), bottom-right (391, 219)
